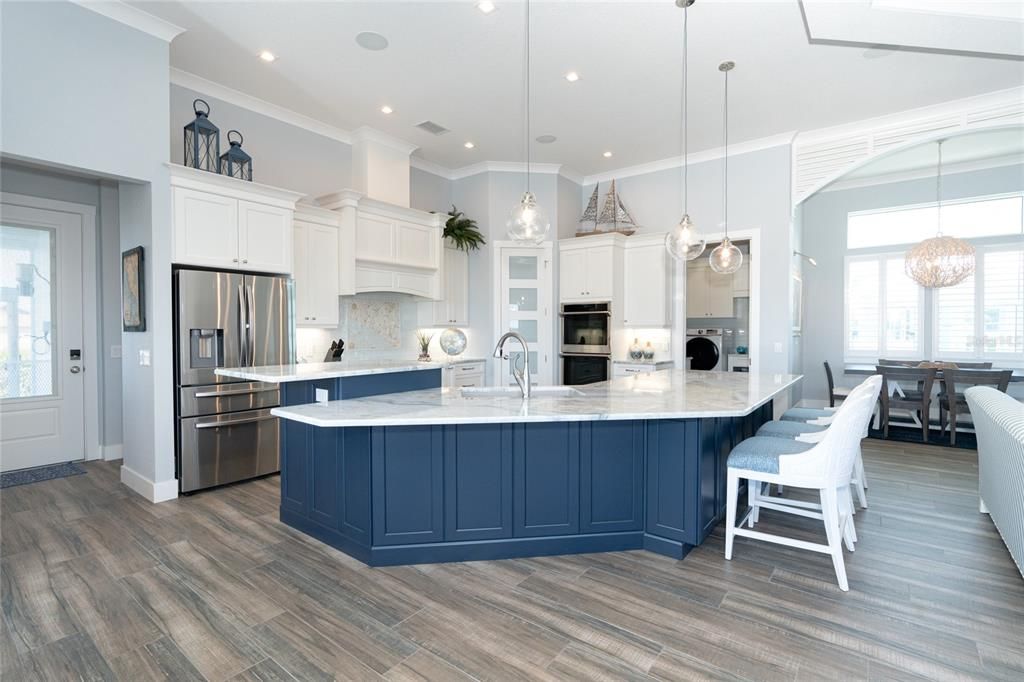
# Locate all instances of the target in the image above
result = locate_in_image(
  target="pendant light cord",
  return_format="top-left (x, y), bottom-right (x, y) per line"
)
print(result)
top-left (681, 4), bottom-right (688, 215)
top-left (723, 65), bottom-right (729, 239)
top-left (936, 140), bottom-right (943, 237)
top-left (525, 0), bottom-right (531, 194)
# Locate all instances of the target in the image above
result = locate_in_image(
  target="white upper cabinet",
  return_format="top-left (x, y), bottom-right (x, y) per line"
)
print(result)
top-left (294, 208), bottom-right (341, 328)
top-left (623, 242), bottom-right (671, 327)
top-left (733, 257), bottom-right (751, 297)
top-left (170, 165), bottom-right (302, 274)
top-left (559, 237), bottom-right (622, 302)
top-left (431, 246), bottom-right (470, 326)
top-left (686, 261), bottom-right (736, 318)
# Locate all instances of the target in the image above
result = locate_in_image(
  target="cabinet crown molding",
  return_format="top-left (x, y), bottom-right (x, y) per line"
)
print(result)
top-left (168, 164), bottom-right (305, 207)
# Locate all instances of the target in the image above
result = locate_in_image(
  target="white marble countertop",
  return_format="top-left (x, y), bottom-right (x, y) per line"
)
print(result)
top-left (216, 358), bottom-right (484, 383)
top-left (271, 370), bottom-right (802, 427)
top-left (613, 360), bottom-right (673, 365)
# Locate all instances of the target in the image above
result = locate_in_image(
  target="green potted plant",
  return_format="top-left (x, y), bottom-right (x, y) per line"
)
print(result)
top-left (441, 205), bottom-right (486, 251)
top-left (416, 331), bottom-right (434, 362)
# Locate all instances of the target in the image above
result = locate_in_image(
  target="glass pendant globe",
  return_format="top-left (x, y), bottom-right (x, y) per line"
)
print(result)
top-left (709, 236), bottom-right (743, 274)
top-left (665, 214), bottom-right (706, 261)
top-left (506, 191), bottom-right (550, 245)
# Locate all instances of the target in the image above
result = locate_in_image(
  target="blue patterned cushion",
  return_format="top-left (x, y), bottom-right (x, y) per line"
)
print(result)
top-left (727, 437), bottom-right (814, 474)
top-left (781, 407), bottom-right (832, 423)
top-left (757, 420), bottom-right (827, 439)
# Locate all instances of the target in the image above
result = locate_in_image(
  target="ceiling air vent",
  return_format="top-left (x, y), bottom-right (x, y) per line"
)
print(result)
top-left (415, 120), bottom-right (450, 136)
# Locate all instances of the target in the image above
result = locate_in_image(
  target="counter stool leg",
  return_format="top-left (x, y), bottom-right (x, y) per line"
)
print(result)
top-left (821, 486), bottom-right (849, 592)
top-left (725, 470), bottom-right (740, 561)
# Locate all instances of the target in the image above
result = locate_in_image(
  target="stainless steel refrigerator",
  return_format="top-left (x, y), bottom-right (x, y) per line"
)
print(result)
top-left (173, 268), bottom-right (294, 493)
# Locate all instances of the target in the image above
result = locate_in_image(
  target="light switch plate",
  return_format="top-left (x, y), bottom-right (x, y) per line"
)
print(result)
top-left (315, 388), bottom-right (329, 403)
top-left (138, 349), bottom-right (151, 366)
top-left (110, 345), bottom-right (122, 359)
top-left (773, 342), bottom-right (784, 353)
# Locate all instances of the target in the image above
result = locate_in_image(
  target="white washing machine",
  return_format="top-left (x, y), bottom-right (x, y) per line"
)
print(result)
top-left (685, 328), bottom-right (724, 371)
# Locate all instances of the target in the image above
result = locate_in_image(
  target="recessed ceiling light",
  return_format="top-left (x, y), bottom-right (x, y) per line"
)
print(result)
top-left (536, 135), bottom-right (557, 144)
top-left (258, 50), bottom-right (277, 63)
top-left (564, 71), bottom-right (580, 83)
top-left (380, 105), bottom-right (393, 114)
top-left (476, 1), bottom-right (497, 14)
top-left (603, 151), bottom-right (613, 158)
top-left (355, 31), bottom-right (389, 51)
top-left (464, 141), bottom-right (475, 149)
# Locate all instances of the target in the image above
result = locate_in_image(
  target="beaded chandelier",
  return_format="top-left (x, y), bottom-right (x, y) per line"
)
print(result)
top-left (904, 140), bottom-right (975, 288)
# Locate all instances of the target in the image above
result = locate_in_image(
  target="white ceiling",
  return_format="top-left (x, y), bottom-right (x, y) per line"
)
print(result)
top-left (136, 1), bottom-right (1024, 176)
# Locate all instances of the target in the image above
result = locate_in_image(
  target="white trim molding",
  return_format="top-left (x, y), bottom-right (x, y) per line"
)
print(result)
top-left (820, 153), bottom-right (1024, 194)
top-left (120, 464), bottom-right (178, 503)
top-left (70, 1), bottom-right (185, 42)
top-left (793, 86), bottom-right (1024, 204)
top-left (100, 444), bottom-right (124, 462)
top-left (170, 68), bottom-right (353, 145)
top-left (581, 131), bottom-right (798, 187)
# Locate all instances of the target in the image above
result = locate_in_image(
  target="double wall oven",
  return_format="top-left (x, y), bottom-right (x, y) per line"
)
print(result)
top-left (560, 302), bottom-right (611, 385)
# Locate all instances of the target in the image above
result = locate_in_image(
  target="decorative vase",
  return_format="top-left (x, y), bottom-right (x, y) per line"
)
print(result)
top-left (629, 338), bottom-right (644, 361)
top-left (418, 351), bottom-right (431, 362)
top-left (642, 342), bottom-right (655, 361)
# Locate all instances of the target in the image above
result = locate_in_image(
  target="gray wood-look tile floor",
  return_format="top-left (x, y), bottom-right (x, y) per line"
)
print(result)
top-left (2, 439), bottom-right (1022, 681)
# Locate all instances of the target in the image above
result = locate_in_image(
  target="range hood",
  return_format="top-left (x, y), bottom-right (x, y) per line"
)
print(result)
top-left (317, 127), bottom-right (444, 300)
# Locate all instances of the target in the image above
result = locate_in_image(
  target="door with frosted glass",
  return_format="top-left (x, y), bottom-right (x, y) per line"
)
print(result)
top-left (0, 202), bottom-right (85, 471)
top-left (497, 245), bottom-right (552, 386)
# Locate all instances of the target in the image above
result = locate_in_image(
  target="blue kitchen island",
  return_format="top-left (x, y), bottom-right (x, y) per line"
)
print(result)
top-left (261, 369), bottom-right (801, 567)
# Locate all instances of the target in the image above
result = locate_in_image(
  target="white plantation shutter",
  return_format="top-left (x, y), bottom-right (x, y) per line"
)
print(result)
top-left (935, 274), bottom-right (976, 356)
top-left (982, 249), bottom-right (1024, 355)
top-left (846, 259), bottom-right (879, 355)
top-left (884, 257), bottom-right (920, 354)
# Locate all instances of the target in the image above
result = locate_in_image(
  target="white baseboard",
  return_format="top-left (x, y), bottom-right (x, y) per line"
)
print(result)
top-left (100, 444), bottom-right (123, 461)
top-left (120, 464), bottom-right (178, 503)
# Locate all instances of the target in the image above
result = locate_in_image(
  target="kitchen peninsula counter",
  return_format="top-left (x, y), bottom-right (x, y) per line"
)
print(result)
top-left (269, 370), bottom-right (801, 567)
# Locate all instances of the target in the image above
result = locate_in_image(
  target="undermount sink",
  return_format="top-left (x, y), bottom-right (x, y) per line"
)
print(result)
top-left (460, 386), bottom-right (584, 399)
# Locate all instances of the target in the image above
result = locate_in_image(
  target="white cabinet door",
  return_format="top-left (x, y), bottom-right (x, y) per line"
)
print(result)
top-left (434, 247), bottom-right (469, 325)
top-left (355, 213), bottom-right (394, 262)
top-left (172, 187), bottom-right (239, 268)
top-left (685, 262), bottom-right (705, 318)
top-left (586, 246), bottom-right (614, 299)
top-left (733, 258), bottom-right (750, 296)
top-left (559, 249), bottom-right (588, 299)
top-left (624, 244), bottom-right (669, 326)
top-left (705, 267), bottom-right (735, 317)
top-left (395, 220), bottom-right (437, 269)
top-left (293, 223), bottom-right (312, 324)
top-left (308, 224), bottom-right (340, 326)
top-left (238, 200), bottom-right (293, 273)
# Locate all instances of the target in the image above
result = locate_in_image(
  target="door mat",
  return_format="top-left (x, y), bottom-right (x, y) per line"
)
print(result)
top-left (1, 462), bottom-right (87, 489)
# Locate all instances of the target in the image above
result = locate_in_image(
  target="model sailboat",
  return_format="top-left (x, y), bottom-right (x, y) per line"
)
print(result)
top-left (576, 180), bottom-right (639, 237)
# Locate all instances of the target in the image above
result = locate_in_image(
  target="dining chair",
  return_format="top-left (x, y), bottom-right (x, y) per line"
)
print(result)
top-left (939, 368), bottom-right (1012, 446)
top-left (824, 361), bottom-right (850, 408)
top-left (725, 379), bottom-right (882, 591)
top-left (876, 366), bottom-right (937, 442)
top-left (943, 361), bottom-right (993, 369)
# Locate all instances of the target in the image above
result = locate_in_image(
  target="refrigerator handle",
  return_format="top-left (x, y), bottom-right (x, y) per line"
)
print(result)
top-left (246, 283), bottom-right (256, 367)
top-left (237, 284), bottom-right (248, 367)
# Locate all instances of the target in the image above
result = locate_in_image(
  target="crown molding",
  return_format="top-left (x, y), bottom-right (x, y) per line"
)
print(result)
top-left (351, 126), bottom-right (418, 155)
top-left (170, 68), bottom-right (353, 145)
top-left (410, 156), bottom-right (454, 179)
top-left (818, 153), bottom-right (1023, 193)
top-left (580, 131), bottom-right (798, 187)
top-left (70, 1), bottom-right (185, 43)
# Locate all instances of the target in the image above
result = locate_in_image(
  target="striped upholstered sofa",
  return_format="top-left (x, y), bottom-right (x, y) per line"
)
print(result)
top-left (965, 386), bottom-right (1024, 577)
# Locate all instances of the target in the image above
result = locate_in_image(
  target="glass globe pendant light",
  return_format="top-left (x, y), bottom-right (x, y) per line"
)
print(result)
top-left (665, 0), bottom-right (705, 261)
top-left (904, 140), bottom-right (975, 288)
top-left (506, 0), bottom-right (550, 244)
top-left (708, 60), bottom-right (743, 275)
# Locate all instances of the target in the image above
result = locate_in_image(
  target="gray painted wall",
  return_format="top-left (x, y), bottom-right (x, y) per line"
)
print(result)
top-left (583, 145), bottom-right (795, 378)
top-left (2, 0), bottom-right (173, 485)
top-left (0, 164), bottom-right (123, 449)
top-left (800, 162), bottom-right (1024, 402)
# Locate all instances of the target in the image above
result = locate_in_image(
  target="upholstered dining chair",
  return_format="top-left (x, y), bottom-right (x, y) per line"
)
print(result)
top-left (939, 368), bottom-right (1012, 446)
top-left (877, 366), bottom-right (937, 442)
top-left (824, 361), bottom-right (850, 408)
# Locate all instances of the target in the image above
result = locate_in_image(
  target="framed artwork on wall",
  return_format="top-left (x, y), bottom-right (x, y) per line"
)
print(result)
top-left (791, 271), bottom-right (803, 335)
top-left (122, 246), bottom-right (145, 332)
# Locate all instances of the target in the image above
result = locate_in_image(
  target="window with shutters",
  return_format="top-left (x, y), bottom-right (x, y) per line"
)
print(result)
top-left (844, 254), bottom-right (923, 360)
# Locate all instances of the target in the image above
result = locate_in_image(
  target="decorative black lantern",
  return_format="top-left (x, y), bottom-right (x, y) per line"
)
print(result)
top-left (220, 130), bottom-right (252, 182)
top-left (183, 98), bottom-right (220, 173)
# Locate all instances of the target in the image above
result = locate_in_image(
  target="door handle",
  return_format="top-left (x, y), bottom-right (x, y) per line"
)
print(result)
top-left (246, 284), bottom-right (256, 366)
top-left (237, 284), bottom-right (248, 367)
top-left (194, 387), bottom-right (278, 398)
top-left (195, 414), bottom-right (276, 429)
top-left (69, 366), bottom-right (82, 374)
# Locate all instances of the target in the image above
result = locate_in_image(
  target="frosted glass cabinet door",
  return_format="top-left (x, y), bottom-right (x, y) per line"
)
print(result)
top-left (498, 247), bottom-right (552, 386)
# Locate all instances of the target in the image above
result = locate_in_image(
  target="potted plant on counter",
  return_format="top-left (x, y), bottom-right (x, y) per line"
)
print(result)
top-left (441, 205), bottom-right (486, 251)
top-left (416, 331), bottom-right (434, 362)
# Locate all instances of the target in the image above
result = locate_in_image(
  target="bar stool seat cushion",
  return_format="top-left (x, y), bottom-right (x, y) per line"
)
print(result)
top-left (781, 407), bottom-right (832, 423)
top-left (757, 420), bottom-right (828, 439)
top-left (727, 437), bottom-right (815, 475)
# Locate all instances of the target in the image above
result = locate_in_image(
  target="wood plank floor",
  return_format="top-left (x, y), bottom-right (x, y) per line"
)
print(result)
top-left (2, 439), bottom-right (1022, 681)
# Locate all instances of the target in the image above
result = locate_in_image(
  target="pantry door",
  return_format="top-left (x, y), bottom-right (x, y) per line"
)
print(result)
top-left (0, 199), bottom-right (87, 471)
top-left (494, 242), bottom-right (553, 386)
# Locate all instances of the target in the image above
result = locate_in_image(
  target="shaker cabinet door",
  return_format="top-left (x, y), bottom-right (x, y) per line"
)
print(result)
top-left (172, 187), bottom-right (239, 268)
top-left (238, 200), bottom-right (293, 274)
top-left (308, 224), bottom-right (340, 326)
